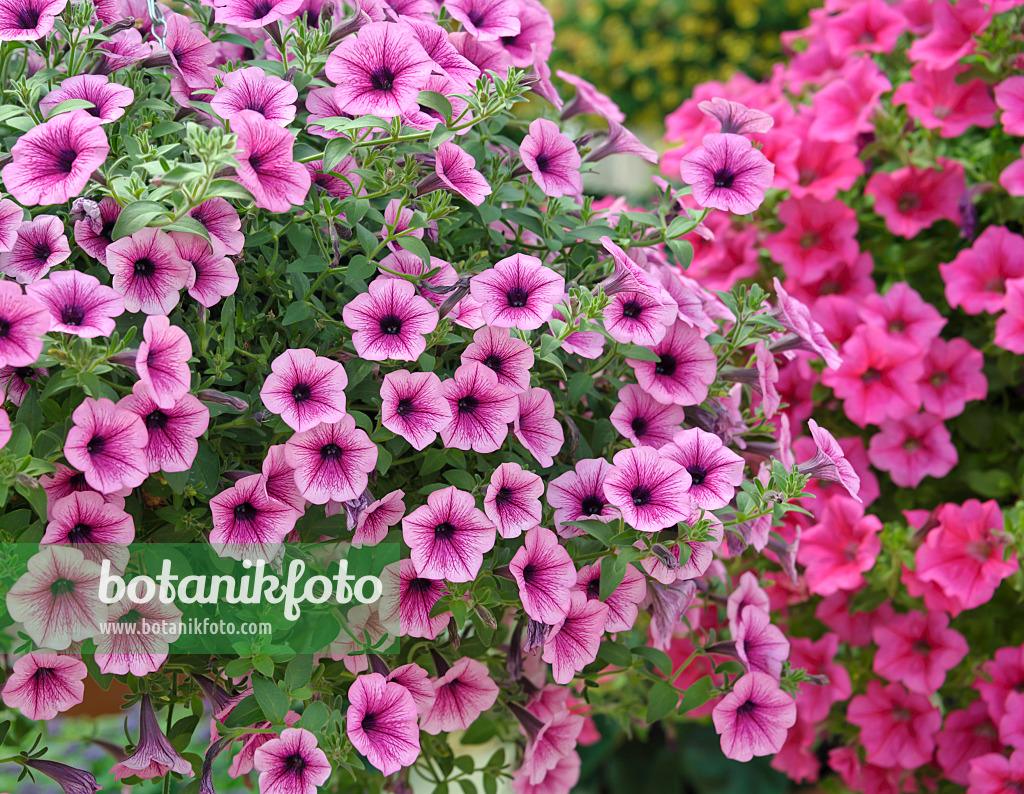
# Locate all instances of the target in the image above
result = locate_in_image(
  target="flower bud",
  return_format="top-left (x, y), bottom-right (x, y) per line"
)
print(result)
top-left (197, 389), bottom-right (248, 412)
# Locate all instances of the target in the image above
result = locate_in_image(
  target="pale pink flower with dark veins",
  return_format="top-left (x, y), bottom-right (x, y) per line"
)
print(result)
top-left (573, 556), bottom-right (647, 633)
top-left (510, 525), bottom-right (577, 623)
top-left (626, 319), bottom-right (717, 407)
top-left (658, 427), bottom-right (744, 511)
top-left (712, 672), bottom-right (797, 762)
top-left (96, 591), bottom-right (182, 676)
top-left (514, 387), bottom-right (564, 468)
top-left (483, 461), bottom-right (543, 539)
top-left (0, 214), bottom-right (70, 283)
top-left (342, 277), bottom-right (439, 361)
top-left (403, 485), bottom-right (496, 582)
top-left (6, 545), bottom-right (107, 650)
top-left (603, 446), bottom-right (693, 533)
top-left (231, 110), bottom-right (311, 213)
top-left (1, 652), bottom-right (87, 720)
top-left (447, 0), bottom-right (520, 41)
top-left (259, 348), bottom-right (348, 432)
top-left (25, 270), bottom-right (124, 338)
top-left (118, 381), bottom-right (210, 475)
top-left (378, 559), bottom-right (450, 639)
top-left (546, 457), bottom-right (618, 537)
top-left (209, 473), bottom-right (301, 562)
top-left (40, 490), bottom-right (134, 572)
top-left (542, 591), bottom-right (609, 684)
top-left (520, 118), bottom-right (582, 198)
top-left (0, 280), bottom-right (49, 367)
top-left (470, 253), bottom-right (565, 331)
top-left (439, 362), bottom-right (518, 454)
top-left (346, 673), bottom-right (420, 776)
top-left (137, 314), bottom-right (192, 410)
top-left (104, 227), bottom-right (191, 315)
top-left (680, 132), bottom-right (774, 215)
top-left (610, 383), bottom-right (685, 449)
top-left (63, 397), bottom-right (149, 493)
top-left (462, 325), bottom-right (535, 393)
top-left (421, 657), bottom-right (500, 734)
top-left (380, 369), bottom-right (452, 450)
top-left (39, 74), bottom-right (134, 124)
top-left (354, 489), bottom-right (405, 546)
top-left (211, 67), bottom-right (298, 126)
top-left (733, 604), bottom-right (790, 681)
top-left (284, 414), bottom-right (378, 504)
top-left (0, 0), bottom-right (67, 40)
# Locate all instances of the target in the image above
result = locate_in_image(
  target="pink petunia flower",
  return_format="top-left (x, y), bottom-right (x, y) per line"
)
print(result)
top-left (96, 591), bottom-right (182, 676)
top-left (73, 196), bottom-right (120, 264)
top-left (64, 397), bottom-right (148, 493)
top-left (626, 319), bottom-right (717, 406)
top-left (41, 490), bottom-right (134, 571)
top-left (421, 656), bottom-right (499, 734)
top-left (657, 427), bottom-right (743, 510)
top-left (0, 197), bottom-right (22, 250)
top-left (872, 609), bottom-right (968, 695)
top-left (546, 457), bottom-right (618, 537)
top-left (968, 751), bottom-right (1024, 794)
top-left (733, 605), bottom-right (790, 681)
top-left (0, 214), bottom-right (70, 283)
top-left (823, 0), bottom-right (906, 55)
top-left (977, 643), bottom-right (1024, 726)
top-left (573, 557), bottom-right (646, 633)
top-left (447, 0), bottom-right (519, 40)
top-left (462, 326), bottom-right (534, 393)
top-left (484, 462), bottom-right (543, 539)
top-left (161, 13), bottom-right (216, 88)
top-left (796, 419), bottom-right (862, 501)
top-left (726, 572), bottom-right (770, 631)
top-left (416, 141), bottom-right (493, 205)
top-left (211, 67), bottom-right (297, 126)
top-left (137, 314), bottom-right (192, 410)
top-left (379, 559), bottom-right (449, 639)
top-left (602, 446), bottom-right (693, 532)
top-left (557, 70), bottom-right (624, 123)
top-left (519, 118), bottom-right (582, 198)
top-left (213, 0), bottom-right (302, 26)
top-left (797, 494), bottom-right (882, 596)
top-left (867, 413), bottom-right (957, 488)
top-left (440, 362), bottom-right (518, 453)
top-left (403, 17), bottom-right (480, 87)
top-left (284, 414), bottom-right (377, 504)
top-left (326, 21), bottom-right (432, 118)
top-left (995, 278), bottom-right (1024, 354)
top-left (698, 97), bottom-right (773, 135)
top-left (764, 197), bottom-right (859, 286)
top-left (187, 198), bottom-right (244, 255)
top-left (513, 387), bottom-right (564, 468)
top-left (542, 591), bottom-right (609, 684)
top-left (603, 289), bottom-right (676, 347)
top-left (510, 525), bottom-right (577, 624)
top-left (848, 680), bottom-right (941, 769)
top-left (347, 673), bottom-right (420, 776)
top-left (380, 369), bottom-right (452, 450)
top-left (712, 672), bottom-right (797, 762)
top-left (25, 270), bottom-right (124, 338)
top-left (403, 485), bottom-right (496, 582)
top-left (118, 382), bottom-right (209, 474)
top-left (893, 63), bottom-right (997, 137)
top-left (40, 462), bottom-right (127, 518)
top-left (936, 701), bottom-right (1002, 786)
top-left (609, 384), bottom-right (685, 449)
top-left (915, 499), bottom-right (1018, 610)
top-left (907, 0), bottom-right (991, 69)
top-left (770, 278), bottom-right (842, 369)
top-left (789, 633), bottom-right (851, 724)
top-left (39, 74), bottom-right (134, 124)
top-left (1, 109), bottom-right (108, 206)
top-left (808, 56), bottom-right (891, 143)
top-left (0, 0), bottom-right (66, 40)
top-left (6, 545), bottom-right (107, 650)
top-left (252, 727), bottom-right (330, 794)
top-left (0, 280), bottom-right (50, 367)
top-left (996, 75), bottom-right (1024, 135)
top-left (342, 277), bottom-right (439, 361)
top-left (940, 225), bottom-right (1024, 314)
top-left (1, 652), bottom-right (87, 720)
top-left (470, 253), bottom-right (565, 331)
top-left (260, 348), bottom-right (348, 432)
top-left (858, 281), bottom-right (946, 351)
top-left (679, 132), bottom-right (774, 214)
top-left (209, 473), bottom-right (301, 562)
top-left (354, 489), bottom-right (405, 545)
top-left (173, 231), bottom-right (239, 308)
top-left (105, 227), bottom-right (191, 315)
top-left (231, 110), bottom-right (310, 212)
top-left (865, 158), bottom-right (966, 238)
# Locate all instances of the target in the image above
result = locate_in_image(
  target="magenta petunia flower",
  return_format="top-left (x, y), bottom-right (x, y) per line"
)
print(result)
top-left (305, 86), bottom-right (351, 139)
top-left (513, 387), bottom-right (564, 468)
top-left (6, 545), bottom-right (107, 650)
top-left (137, 315), bottom-right (192, 410)
top-left (770, 278), bottom-right (842, 370)
top-left (573, 557), bottom-right (646, 633)
top-left (41, 490), bottom-right (134, 571)
top-left (483, 461), bottom-right (543, 539)
top-left (712, 673), bottom-right (797, 762)
top-left (161, 13), bottom-right (216, 88)
top-left (261, 443), bottom-right (306, 513)
top-left (588, 120), bottom-right (659, 165)
top-left (1, 652), bottom-right (87, 720)
top-left (440, 362), bottom-right (518, 453)
top-left (284, 414), bottom-right (377, 504)
top-left (626, 320), bottom-right (717, 407)
top-left (212, 67), bottom-right (298, 126)
top-left (113, 695), bottom-right (194, 780)
top-left (342, 277), bottom-right (439, 361)
top-left (119, 382), bottom-right (209, 474)
top-left (462, 325), bottom-right (534, 393)
top-left (936, 701), bottom-right (1002, 786)
top-left (867, 413), bottom-right (957, 488)
top-left (470, 253), bottom-right (565, 330)
top-left (0, 0), bottom-right (66, 39)
top-left (379, 559), bottom-right (450, 639)
top-left (0, 280), bottom-right (49, 367)
top-left (996, 278), bottom-right (1024, 354)
top-left (231, 110), bottom-right (310, 213)
top-left (798, 495), bottom-right (882, 597)
top-left (209, 473), bottom-right (301, 562)
top-left (416, 141), bottom-right (493, 206)
top-left (0, 197), bottom-right (22, 250)
top-left (105, 227), bottom-right (191, 315)
top-left (387, 663), bottom-right (437, 717)
top-left (698, 97), bottom-right (774, 135)
top-left (511, 525), bottom-right (577, 624)
top-left (519, 118), bottom-right (582, 198)
top-left (172, 231), bottom-right (239, 308)
top-left (403, 485), bottom-right (496, 582)
top-left (346, 673), bottom-right (420, 776)
top-left (865, 158), bottom-right (965, 239)
top-left (213, 0), bottom-right (302, 27)
top-left (542, 591), bottom-right (609, 685)
top-left (41, 462), bottom-right (127, 518)
top-left (2, 110), bottom-right (108, 206)
top-left (421, 656), bottom-right (499, 734)
top-left (939, 225), bottom-right (1024, 315)
top-left (797, 418), bottom-right (862, 500)
top-left (73, 196), bottom-right (120, 264)
top-left (0, 363), bottom-right (46, 406)
top-left (403, 18), bottom-right (480, 88)
top-left (658, 427), bottom-right (744, 511)
top-left (380, 369), bottom-right (452, 450)
top-left (763, 197), bottom-right (859, 287)
top-left (354, 489), bottom-right (405, 545)
top-left (447, 0), bottom-right (520, 40)
top-left (872, 609), bottom-right (968, 695)
top-left (969, 751), bottom-right (1024, 794)
top-left (603, 289), bottom-right (676, 347)
top-left (610, 383), bottom-right (685, 449)
top-left (39, 75), bottom-right (134, 124)
top-left (680, 132), bottom-right (774, 215)
top-left (546, 457), bottom-right (617, 537)
top-left (187, 197), bottom-right (244, 255)
top-left (262, 349), bottom-right (348, 434)
top-left (603, 446), bottom-right (692, 532)
top-left (326, 22), bottom-right (432, 118)
top-left (96, 591), bottom-right (182, 676)
top-left (64, 397), bottom-right (148, 494)
top-left (557, 69), bottom-right (625, 122)
top-left (0, 215), bottom-right (70, 283)
top-left (920, 336), bottom-right (988, 418)
top-left (848, 680), bottom-right (940, 769)
top-left (25, 270), bottom-right (124, 338)
top-left (733, 605), bottom-right (790, 681)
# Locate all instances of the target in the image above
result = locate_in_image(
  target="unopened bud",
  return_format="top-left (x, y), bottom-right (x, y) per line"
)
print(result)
top-left (473, 604), bottom-right (497, 631)
top-left (197, 389), bottom-right (248, 412)
top-left (651, 544), bottom-right (679, 570)
top-left (14, 473), bottom-right (39, 489)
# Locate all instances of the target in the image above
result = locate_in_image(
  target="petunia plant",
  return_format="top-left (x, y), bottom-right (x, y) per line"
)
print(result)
top-left (0, 0), bottom-right (847, 792)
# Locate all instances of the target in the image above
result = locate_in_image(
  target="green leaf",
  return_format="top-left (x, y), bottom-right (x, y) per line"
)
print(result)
top-left (417, 90), bottom-right (453, 122)
top-left (163, 216), bottom-right (211, 243)
top-left (568, 372), bottom-right (593, 404)
top-left (297, 701), bottom-right (330, 733)
top-left (645, 681), bottom-right (679, 723)
top-left (284, 654), bottom-right (313, 691)
top-left (599, 556), bottom-right (627, 601)
top-left (460, 718), bottom-right (496, 745)
top-left (44, 98), bottom-right (95, 118)
top-left (633, 646), bottom-right (674, 677)
top-left (678, 675), bottom-right (713, 714)
top-left (429, 124), bottom-right (456, 148)
top-left (0, 720), bottom-right (10, 747)
top-left (252, 675), bottom-right (290, 724)
top-left (323, 137), bottom-right (354, 172)
top-left (563, 519), bottom-right (616, 547)
top-left (222, 694), bottom-right (265, 728)
top-left (443, 469), bottom-right (476, 490)
top-left (596, 640), bottom-right (632, 667)
top-left (111, 201), bottom-right (169, 240)
top-left (620, 344), bottom-right (659, 362)
top-left (396, 235), bottom-right (431, 267)
top-left (205, 179), bottom-right (255, 202)
top-left (283, 302), bottom-right (311, 325)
